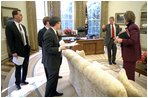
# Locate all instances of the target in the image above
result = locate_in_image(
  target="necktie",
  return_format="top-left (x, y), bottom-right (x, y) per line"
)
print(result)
top-left (111, 24), bottom-right (115, 38)
top-left (19, 24), bottom-right (25, 45)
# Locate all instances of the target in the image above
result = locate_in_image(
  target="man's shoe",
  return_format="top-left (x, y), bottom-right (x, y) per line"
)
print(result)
top-left (58, 76), bottom-right (62, 79)
top-left (109, 62), bottom-right (112, 65)
top-left (112, 62), bottom-right (117, 65)
top-left (54, 91), bottom-right (63, 96)
top-left (21, 81), bottom-right (29, 85)
top-left (16, 85), bottom-right (21, 90)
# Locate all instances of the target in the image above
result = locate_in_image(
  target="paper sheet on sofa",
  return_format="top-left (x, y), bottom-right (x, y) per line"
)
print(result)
top-left (12, 56), bottom-right (24, 65)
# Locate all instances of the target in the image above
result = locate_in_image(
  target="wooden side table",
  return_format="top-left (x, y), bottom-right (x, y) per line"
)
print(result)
top-left (135, 63), bottom-right (147, 77)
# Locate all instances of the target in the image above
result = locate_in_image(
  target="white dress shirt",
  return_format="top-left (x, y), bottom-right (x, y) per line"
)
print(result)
top-left (50, 27), bottom-right (57, 35)
top-left (45, 26), bottom-right (49, 30)
top-left (14, 21), bottom-right (27, 46)
top-left (50, 27), bottom-right (62, 52)
top-left (110, 24), bottom-right (116, 37)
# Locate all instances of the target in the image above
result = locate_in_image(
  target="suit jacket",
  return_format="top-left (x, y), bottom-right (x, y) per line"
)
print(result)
top-left (42, 27), bottom-right (62, 70)
top-left (5, 21), bottom-right (30, 57)
top-left (38, 27), bottom-right (47, 47)
top-left (121, 22), bottom-right (141, 62)
top-left (103, 24), bottom-right (120, 45)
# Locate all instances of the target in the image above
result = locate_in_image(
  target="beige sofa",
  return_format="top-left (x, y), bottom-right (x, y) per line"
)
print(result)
top-left (63, 49), bottom-right (147, 97)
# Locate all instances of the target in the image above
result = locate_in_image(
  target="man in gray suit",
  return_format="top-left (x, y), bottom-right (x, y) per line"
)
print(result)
top-left (102, 17), bottom-right (120, 65)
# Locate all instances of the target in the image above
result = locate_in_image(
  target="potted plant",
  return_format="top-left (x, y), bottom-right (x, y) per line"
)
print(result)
top-left (137, 51), bottom-right (147, 70)
top-left (137, 51), bottom-right (147, 64)
top-left (64, 28), bottom-right (72, 36)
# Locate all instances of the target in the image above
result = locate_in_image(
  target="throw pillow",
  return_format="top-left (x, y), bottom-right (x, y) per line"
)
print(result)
top-left (118, 69), bottom-right (146, 97)
top-left (76, 50), bottom-right (86, 58)
top-left (129, 80), bottom-right (147, 96)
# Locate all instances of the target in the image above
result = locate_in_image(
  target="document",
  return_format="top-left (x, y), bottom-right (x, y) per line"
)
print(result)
top-left (12, 56), bottom-right (25, 65)
top-left (59, 40), bottom-right (65, 46)
top-left (59, 40), bottom-right (79, 47)
top-left (64, 41), bottom-right (79, 47)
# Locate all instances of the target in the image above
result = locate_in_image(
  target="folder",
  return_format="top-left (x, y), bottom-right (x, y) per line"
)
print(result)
top-left (118, 31), bottom-right (129, 39)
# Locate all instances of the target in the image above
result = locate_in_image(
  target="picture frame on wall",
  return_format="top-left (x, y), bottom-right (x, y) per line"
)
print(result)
top-left (115, 13), bottom-right (125, 25)
top-left (1, 6), bottom-right (16, 28)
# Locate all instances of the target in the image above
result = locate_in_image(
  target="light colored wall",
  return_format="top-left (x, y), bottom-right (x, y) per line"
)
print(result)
top-left (108, 1), bottom-right (146, 29)
top-left (108, 1), bottom-right (147, 50)
top-left (1, 1), bottom-right (28, 60)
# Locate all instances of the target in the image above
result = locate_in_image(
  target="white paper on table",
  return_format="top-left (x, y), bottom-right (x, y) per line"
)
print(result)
top-left (64, 41), bottom-right (79, 47)
top-left (12, 56), bottom-right (25, 65)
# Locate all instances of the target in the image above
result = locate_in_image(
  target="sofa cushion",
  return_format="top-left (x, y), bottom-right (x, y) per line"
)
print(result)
top-left (129, 80), bottom-right (147, 96)
top-left (71, 55), bottom-right (91, 73)
top-left (118, 69), bottom-right (146, 97)
top-left (92, 61), bottom-right (110, 70)
top-left (83, 65), bottom-right (127, 97)
top-left (63, 49), bottom-right (76, 60)
top-left (105, 70), bottom-right (118, 78)
top-left (76, 50), bottom-right (86, 58)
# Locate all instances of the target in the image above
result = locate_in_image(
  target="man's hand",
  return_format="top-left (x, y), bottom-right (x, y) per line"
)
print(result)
top-left (102, 24), bottom-right (106, 29)
top-left (114, 36), bottom-right (118, 43)
top-left (12, 53), bottom-right (18, 58)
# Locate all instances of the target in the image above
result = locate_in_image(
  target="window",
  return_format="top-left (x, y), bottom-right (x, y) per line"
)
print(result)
top-left (35, 1), bottom-right (48, 32)
top-left (87, 1), bottom-right (101, 37)
top-left (61, 1), bottom-right (74, 31)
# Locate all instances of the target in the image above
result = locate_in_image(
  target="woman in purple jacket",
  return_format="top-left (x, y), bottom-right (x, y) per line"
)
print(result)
top-left (116, 11), bottom-right (141, 81)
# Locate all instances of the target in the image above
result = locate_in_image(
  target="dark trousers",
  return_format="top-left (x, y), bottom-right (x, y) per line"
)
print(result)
top-left (45, 68), bottom-right (59, 97)
top-left (44, 66), bottom-right (48, 79)
top-left (123, 61), bottom-right (136, 81)
top-left (15, 55), bottom-right (29, 85)
top-left (106, 39), bottom-right (117, 63)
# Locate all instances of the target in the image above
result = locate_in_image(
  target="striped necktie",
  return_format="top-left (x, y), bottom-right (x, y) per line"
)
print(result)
top-left (19, 24), bottom-right (25, 45)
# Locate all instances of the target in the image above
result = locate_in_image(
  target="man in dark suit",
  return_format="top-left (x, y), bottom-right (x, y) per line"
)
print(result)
top-left (42, 16), bottom-right (67, 97)
top-left (38, 16), bottom-right (50, 47)
top-left (38, 16), bottom-right (62, 79)
top-left (5, 8), bottom-right (30, 90)
top-left (102, 17), bottom-right (120, 65)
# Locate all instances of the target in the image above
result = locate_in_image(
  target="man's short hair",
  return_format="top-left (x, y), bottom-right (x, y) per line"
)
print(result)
top-left (12, 8), bottom-right (21, 18)
top-left (109, 16), bottom-right (114, 21)
top-left (43, 16), bottom-right (50, 25)
top-left (49, 16), bottom-right (61, 27)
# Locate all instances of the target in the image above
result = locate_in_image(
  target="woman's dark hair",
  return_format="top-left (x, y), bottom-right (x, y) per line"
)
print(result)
top-left (49, 16), bottom-right (61, 27)
top-left (43, 16), bottom-right (50, 25)
top-left (12, 8), bottom-right (21, 18)
top-left (124, 11), bottom-right (135, 23)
